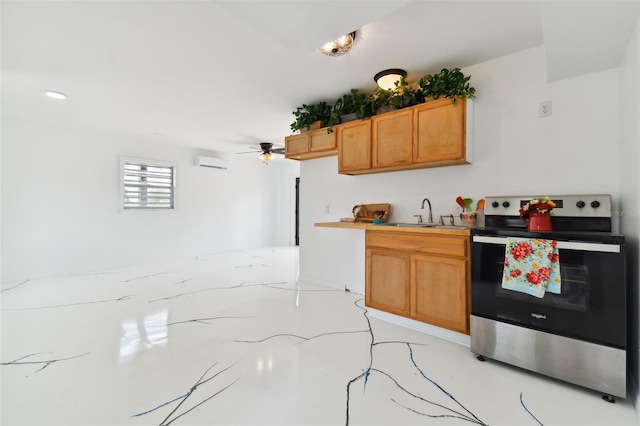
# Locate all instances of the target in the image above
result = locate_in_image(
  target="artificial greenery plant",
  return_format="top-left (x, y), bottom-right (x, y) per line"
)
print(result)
top-left (289, 68), bottom-right (476, 133)
top-left (389, 77), bottom-right (423, 110)
top-left (333, 89), bottom-right (367, 119)
top-left (359, 87), bottom-right (393, 119)
top-left (290, 101), bottom-right (339, 133)
top-left (418, 68), bottom-right (476, 102)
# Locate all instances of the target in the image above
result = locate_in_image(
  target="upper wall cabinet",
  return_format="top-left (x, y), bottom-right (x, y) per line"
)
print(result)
top-left (372, 108), bottom-right (413, 169)
top-left (339, 97), bottom-right (473, 175)
top-left (285, 133), bottom-right (310, 158)
top-left (338, 119), bottom-right (371, 173)
top-left (285, 97), bottom-right (473, 170)
top-left (285, 127), bottom-right (337, 160)
top-left (413, 97), bottom-right (467, 164)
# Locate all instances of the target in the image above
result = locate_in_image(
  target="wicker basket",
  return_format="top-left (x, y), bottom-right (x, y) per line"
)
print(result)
top-left (352, 203), bottom-right (391, 223)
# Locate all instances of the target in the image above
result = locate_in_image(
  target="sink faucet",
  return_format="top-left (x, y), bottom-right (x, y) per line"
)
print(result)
top-left (439, 214), bottom-right (455, 225)
top-left (421, 198), bottom-right (433, 223)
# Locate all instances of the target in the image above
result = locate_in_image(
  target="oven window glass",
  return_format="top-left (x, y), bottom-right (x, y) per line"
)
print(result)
top-left (494, 260), bottom-right (589, 312)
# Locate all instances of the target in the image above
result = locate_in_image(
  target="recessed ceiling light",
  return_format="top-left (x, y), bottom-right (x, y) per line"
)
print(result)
top-left (44, 90), bottom-right (68, 100)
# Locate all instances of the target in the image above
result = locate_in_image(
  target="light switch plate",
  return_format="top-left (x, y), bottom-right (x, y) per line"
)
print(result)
top-left (539, 100), bottom-right (552, 118)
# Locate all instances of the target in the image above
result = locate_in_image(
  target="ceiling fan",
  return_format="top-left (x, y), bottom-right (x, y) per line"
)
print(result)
top-left (235, 142), bottom-right (285, 163)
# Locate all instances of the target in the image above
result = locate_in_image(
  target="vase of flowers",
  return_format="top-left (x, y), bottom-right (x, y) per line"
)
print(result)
top-left (519, 197), bottom-right (556, 232)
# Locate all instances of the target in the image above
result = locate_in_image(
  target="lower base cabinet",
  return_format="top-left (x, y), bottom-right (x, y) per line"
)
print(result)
top-left (366, 249), bottom-right (411, 317)
top-left (365, 231), bottom-right (470, 334)
top-left (411, 254), bottom-right (468, 333)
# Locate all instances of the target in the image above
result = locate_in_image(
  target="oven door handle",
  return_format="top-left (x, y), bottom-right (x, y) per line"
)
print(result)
top-left (472, 235), bottom-right (621, 253)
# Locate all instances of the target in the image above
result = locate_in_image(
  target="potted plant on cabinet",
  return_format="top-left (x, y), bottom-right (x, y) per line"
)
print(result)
top-left (333, 89), bottom-right (367, 122)
top-left (290, 101), bottom-right (340, 133)
top-left (359, 87), bottom-right (395, 118)
top-left (418, 68), bottom-right (476, 103)
top-left (390, 77), bottom-right (423, 110)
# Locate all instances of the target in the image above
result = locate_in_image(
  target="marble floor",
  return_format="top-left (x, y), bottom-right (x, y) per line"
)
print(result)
top-left (1, 246), bottom-right (638, 425)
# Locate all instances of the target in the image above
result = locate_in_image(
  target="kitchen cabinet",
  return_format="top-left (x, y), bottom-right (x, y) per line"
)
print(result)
top-left (413, 97), bottom-right (466, 164)
top-left (372, 108), bottom-right (413, 168)
top-left (338, 98), bottom-right (472, 175)
top-left (285, 127), bottom-right (337, 160)
top-left (365, 230), bottom-right (470, 334)
top-left (366, 248), bottom-right (410, 316)
top-left (285, 133), bottom-right (309, 157)
top-left (337, 119), bottom-right (371, 173)
top-left (285, 98), bottom-right (471, 165)
top-left (411, 254), bottom-right (468, 332)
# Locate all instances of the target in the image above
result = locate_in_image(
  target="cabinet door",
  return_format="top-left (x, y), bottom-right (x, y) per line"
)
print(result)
top-left (413, 98), bottom-right (466, 163)
top-left (285, 133), bottom-right (309, 157)
top-left (366, 248), bottom-right (410, 317)
top-left (338, 120), bottom-right (371, 173)
top-left (411, 254), bottom-right (469, 334)
top-left (372, 109), bottom-right (413, 168)
top-left (309, 129), bottom-right (336, 152)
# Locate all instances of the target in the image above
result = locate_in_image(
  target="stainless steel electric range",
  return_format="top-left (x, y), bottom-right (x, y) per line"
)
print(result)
top-left (470, 194), bottom-right (627, 400)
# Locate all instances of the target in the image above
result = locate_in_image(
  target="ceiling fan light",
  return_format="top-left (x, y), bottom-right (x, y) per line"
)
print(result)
top-left (319, 31), bottom-right (356, 57)
top-left (374, 69), bottom-right (407, 90)
top-left (259, 152), bottom-right (273, 163)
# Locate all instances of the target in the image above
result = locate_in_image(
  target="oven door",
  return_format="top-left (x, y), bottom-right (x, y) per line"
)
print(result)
top-left (471, 235), bottom-right (626, 348)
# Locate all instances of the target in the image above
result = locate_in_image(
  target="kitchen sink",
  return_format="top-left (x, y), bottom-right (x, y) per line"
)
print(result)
top-left (377, 223), bottom-right (438, 228)
top-left (376, 223), bottom-right (469, 230)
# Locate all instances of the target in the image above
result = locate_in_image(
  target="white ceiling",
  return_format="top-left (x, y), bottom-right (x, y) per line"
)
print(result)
top-left (2, 1), bottom-right (638, 155)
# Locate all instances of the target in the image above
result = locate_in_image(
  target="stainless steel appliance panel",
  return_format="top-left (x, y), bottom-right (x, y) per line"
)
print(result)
top-left (471, 315), bottom-right (626, 398)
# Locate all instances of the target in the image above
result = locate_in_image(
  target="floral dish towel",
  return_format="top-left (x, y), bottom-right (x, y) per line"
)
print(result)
top-left (501, 237), bottom-right (561, 298)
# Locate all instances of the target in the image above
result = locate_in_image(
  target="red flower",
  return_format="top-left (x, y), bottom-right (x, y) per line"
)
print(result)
top-left (511, 242), bottom-right (533, 260)
top-left (538, 267), bottom-right (551, 280)
top-left (510, 269), bottom-right (522, 277)
top-left (504, 258), bottom-right (509, 267)
top-left (547, 252), bottom-right (559, 263)
top-left (527, 272), bottom-right (541, 285)
top-left (519, 197), bottom-right (557, 219)
top-left (549, 241), bottom-right (557, 249)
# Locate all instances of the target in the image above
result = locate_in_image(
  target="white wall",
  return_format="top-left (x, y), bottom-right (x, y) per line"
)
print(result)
top-left (619, 15), bottom-right (640, 413)
top-left (1, 118), bottom-right (300, 282)
top-left (300, 45), bottom-right (623, 290)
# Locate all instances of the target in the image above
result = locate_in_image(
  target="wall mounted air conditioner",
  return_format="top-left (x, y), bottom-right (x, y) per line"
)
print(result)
top-left (195, 156), bottom-right (229, 170)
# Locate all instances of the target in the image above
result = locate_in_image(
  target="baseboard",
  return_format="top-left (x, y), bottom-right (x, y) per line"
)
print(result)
top-left (293, 279), bottom-right (470, 346)
top-left (368, 308), bottom-right (470, 347)
top-left (297, 274), bottom-right (346, 291)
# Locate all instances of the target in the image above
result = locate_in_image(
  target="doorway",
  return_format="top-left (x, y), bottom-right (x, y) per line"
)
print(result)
top-left (295, 177), bottom-right (300, 246)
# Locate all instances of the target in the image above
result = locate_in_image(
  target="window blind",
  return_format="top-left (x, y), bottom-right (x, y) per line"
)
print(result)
top-left (123, 161), bottom-right (175, 209)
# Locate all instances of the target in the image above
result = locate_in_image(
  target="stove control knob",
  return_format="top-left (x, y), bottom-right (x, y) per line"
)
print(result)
top-left (591, 200), bottom-right (601, 208)
top-left (502, 201), bottom-right (510, 208)
top-left (576, 201), bottom-right (586, 208)
top-left (491, 201), bottom-right (499, 208)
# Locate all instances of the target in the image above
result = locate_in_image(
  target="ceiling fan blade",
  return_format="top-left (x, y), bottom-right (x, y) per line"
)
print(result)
top-left (235, 143), bottom-right (284, 156)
